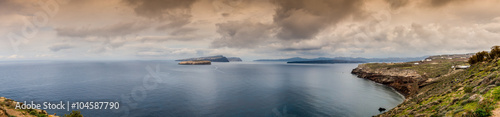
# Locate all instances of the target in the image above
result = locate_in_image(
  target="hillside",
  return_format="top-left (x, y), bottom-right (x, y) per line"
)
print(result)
top-left (352, 52), bottom-right (500, 116)
top-left (287, 59), bottom-right (364, 64)
top-left (254, 56), bottom-right (426, 62)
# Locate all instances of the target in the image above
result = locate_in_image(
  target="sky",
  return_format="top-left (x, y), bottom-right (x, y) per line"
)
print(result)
top-left (1, 0), bottom-right (500, 61)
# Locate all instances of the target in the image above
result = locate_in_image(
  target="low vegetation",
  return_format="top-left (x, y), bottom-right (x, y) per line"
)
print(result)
top-left (64, 110), bottom-right (83, 117)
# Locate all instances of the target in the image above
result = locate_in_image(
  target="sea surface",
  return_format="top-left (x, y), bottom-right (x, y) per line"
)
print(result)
top-left (0, 61), bottom-right (404, 117)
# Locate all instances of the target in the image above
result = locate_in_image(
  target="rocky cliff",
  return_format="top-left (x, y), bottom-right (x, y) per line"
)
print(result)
top-left (351, 63), bottom-right (426, 97)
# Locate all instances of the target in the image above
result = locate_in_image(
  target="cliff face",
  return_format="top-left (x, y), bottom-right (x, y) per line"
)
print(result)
top-left (351, 64), bottom-right (426, 97)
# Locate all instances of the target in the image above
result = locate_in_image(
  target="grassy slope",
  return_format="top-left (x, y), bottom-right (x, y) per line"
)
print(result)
top-left (371, 59), bottom-right (500, 116)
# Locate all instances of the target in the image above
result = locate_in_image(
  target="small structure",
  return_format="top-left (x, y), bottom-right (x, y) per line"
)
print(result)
top-left (425, 59), bottom-right (432, 62)
top-left (455, 65), bottom-right (470, 69)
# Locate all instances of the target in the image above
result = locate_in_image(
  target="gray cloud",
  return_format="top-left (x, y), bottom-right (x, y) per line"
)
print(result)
top-left (3, 0), bottom-right (500, 60)
top-left (56, 22), bottom-right (148, 38)
top-left (211, 21), bottom-right (274, 48)
top-left (155, 20), bottom-right (191, 31)
top-left (169, 27), bottom-right (197, 35)
top-left (428, 0), bottom-right (456, 7)
top-left (49, 44), bottom-right (75, 52)
top-left (221, 13), bottom-right (230, 17)
top-left (135, 47), bottom-right (200, 57)
top-left (123, 0), bottom-right (196, 19)
top-left (279, 47), bottom-right (323, 51)
top-left (55, 22), bottom-right (147, 53)
top-left (123, 0), bottom-right (197, 28)
top-left (383, 0), bottom-right (471, 9)
top-left (0, 0), bottom-right (35, 16)
top-left (273, 0), bottom-right (365, 40)
top-left (385, 0), bottom-right (409, 9)
top-left (137, 35), bottom-right (200, 42)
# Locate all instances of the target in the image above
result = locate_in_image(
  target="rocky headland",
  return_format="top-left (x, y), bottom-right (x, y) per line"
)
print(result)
top-left (352, 63), bottom-right (424, 97)
top-left (351, 52), bottom-right (500, 116)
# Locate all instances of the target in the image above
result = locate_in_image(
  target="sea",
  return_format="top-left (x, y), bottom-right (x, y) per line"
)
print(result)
top-left (0, 61), bottom-right (404, 117)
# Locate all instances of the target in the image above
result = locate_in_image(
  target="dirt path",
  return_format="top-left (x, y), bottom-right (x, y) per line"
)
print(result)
top-left (493, 102), bottom-right (500, 117)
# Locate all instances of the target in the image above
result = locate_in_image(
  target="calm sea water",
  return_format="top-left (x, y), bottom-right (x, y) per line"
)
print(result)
top-left (0, 61), bottom-right (403, 117)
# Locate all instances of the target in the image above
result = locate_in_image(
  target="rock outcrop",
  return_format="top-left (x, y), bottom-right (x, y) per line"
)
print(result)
top-left (351, 64), bottom-right (427, 97)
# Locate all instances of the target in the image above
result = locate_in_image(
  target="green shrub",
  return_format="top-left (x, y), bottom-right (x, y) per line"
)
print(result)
top-left (430, 113), bottom-right (441, 117)
top-left (30, 110), bottom-right (37, 115)
top-left (464, 86), bottom-right (474, 93)
top-left (64, 110), bottom-right (83, 117)
top-left (490, 46), bottom-right (500, 59)
top-left (474, 108), bottom-right (491, 117)
top-left (470, 46), bottom-right (500, 65)
top-left (492, 87), bottom-right (500, 100)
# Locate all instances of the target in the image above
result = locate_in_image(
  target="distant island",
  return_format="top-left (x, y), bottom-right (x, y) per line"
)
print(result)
top-left (178, 60), bottom-right (211, 65)
top-left (175, 55), bottom-right (242, 65)
top-left (287, 59), bottom-right (364, 64)
top-left (255, 56), bottom-right (426, 63)
top-left (176, 55), bottom-right (231, 62)
top-left (227, 57), bottom-right (242, 62)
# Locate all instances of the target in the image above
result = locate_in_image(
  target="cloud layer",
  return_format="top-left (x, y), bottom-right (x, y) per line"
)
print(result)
top-left (1, 0), bottom-right (500, 60)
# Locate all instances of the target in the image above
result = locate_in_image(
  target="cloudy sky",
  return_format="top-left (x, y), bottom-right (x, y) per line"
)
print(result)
top-left (1, 0), bottom-right (500, 61)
